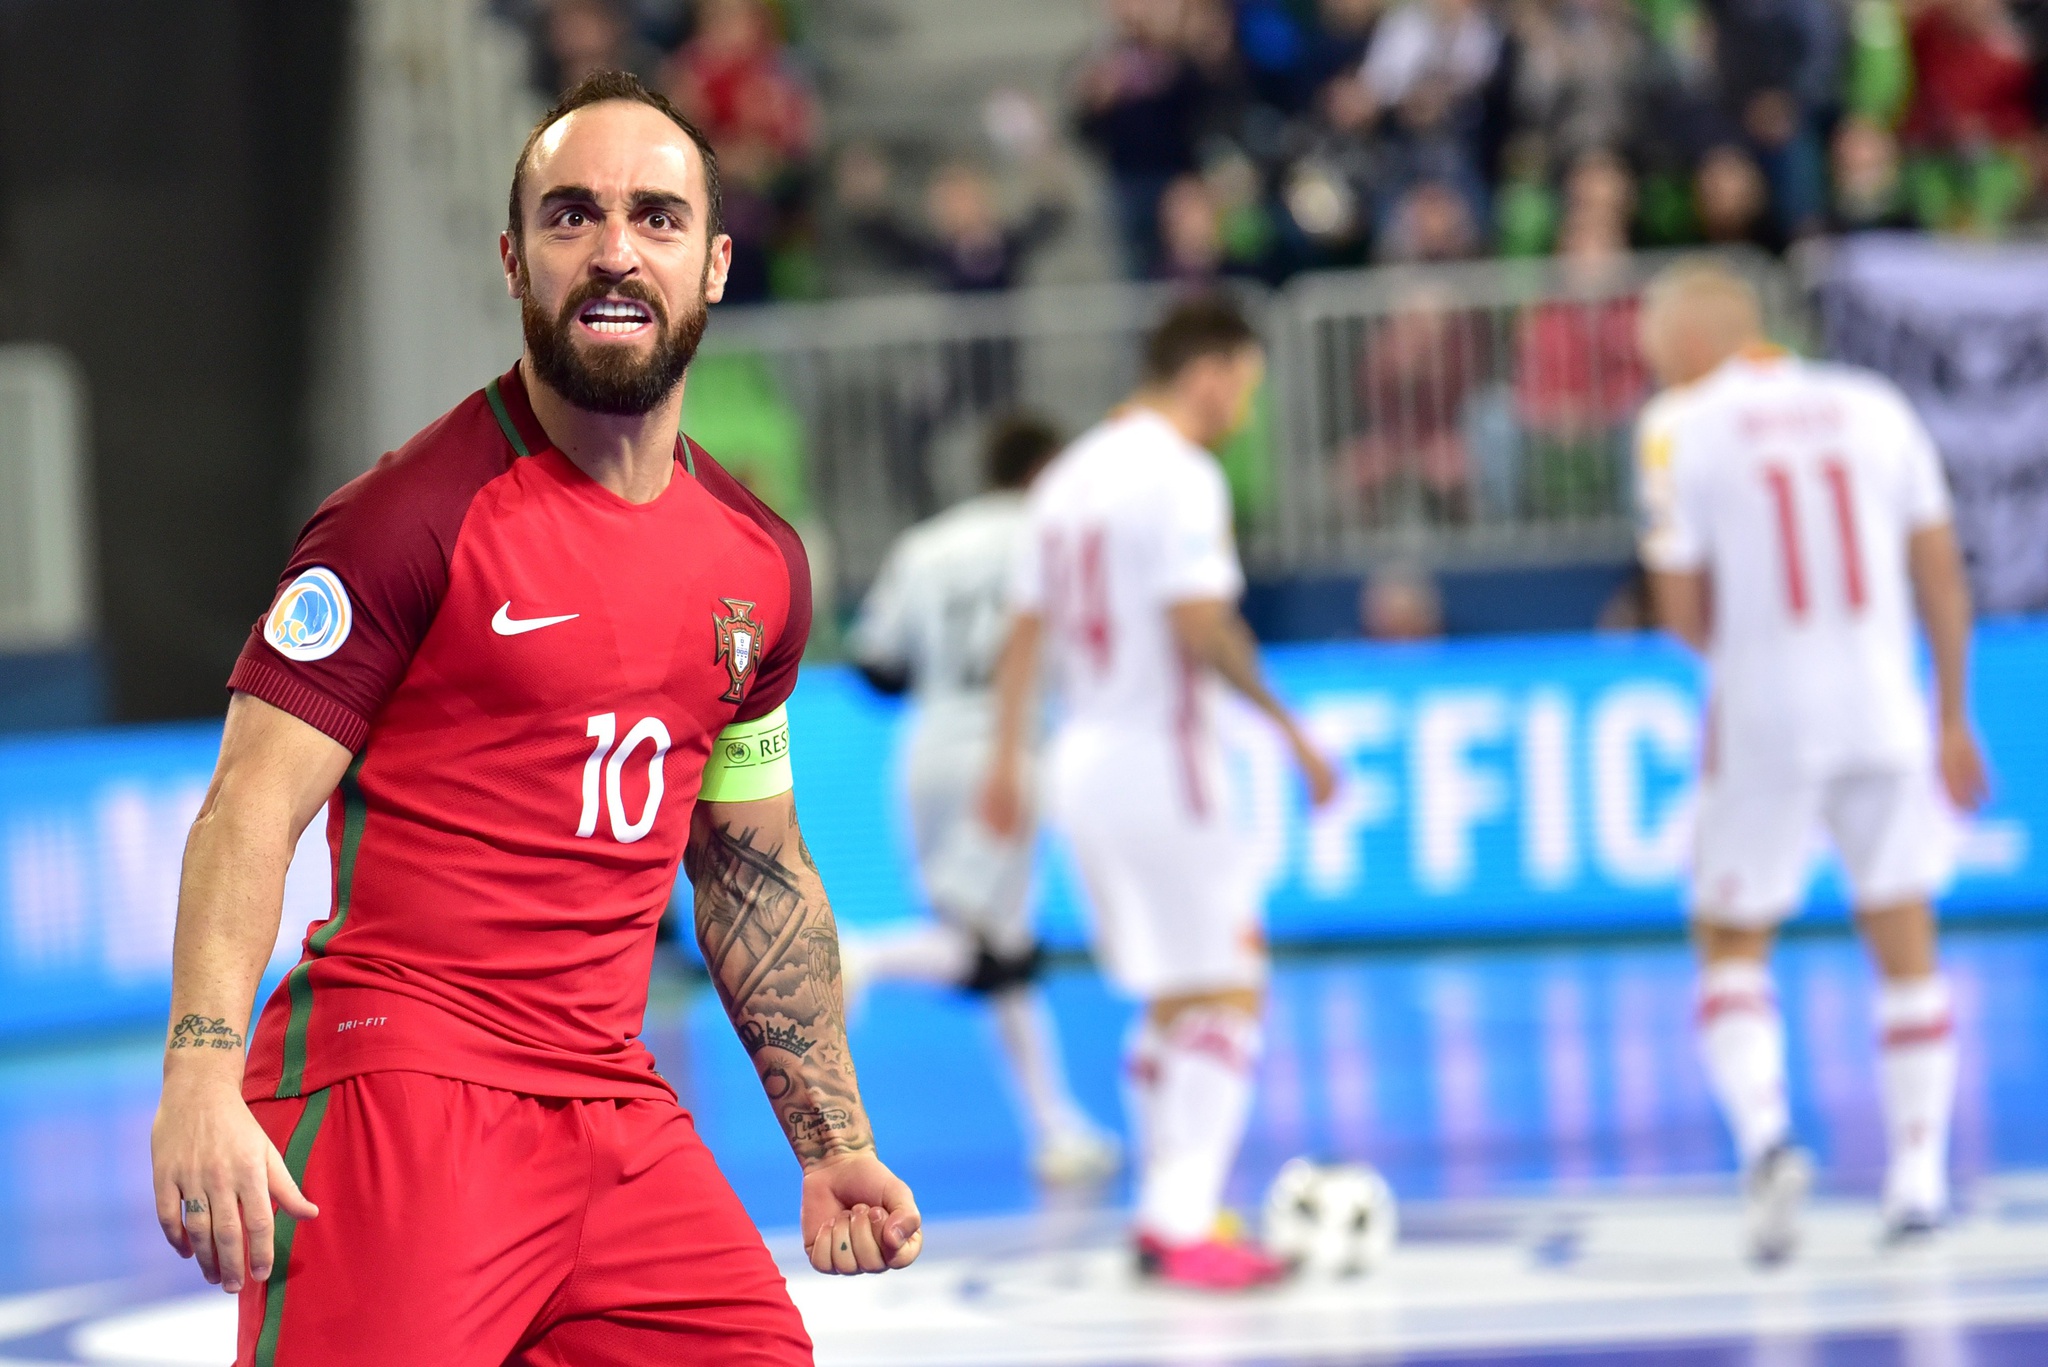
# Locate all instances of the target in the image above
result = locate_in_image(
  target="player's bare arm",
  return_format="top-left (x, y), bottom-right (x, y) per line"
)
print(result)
top-left (1908, 522), bottom-right (1989, 811)
top-left (979, 610), bottom-right (1043, 838)
top-left (151, 693), bottom-right (341, 1294)
top-left (686, 792), bottom-right (924, 1274)
top-left (1168, 598), bottom-right (1338, 806)
top-left (1648, 569), bottom-right (1711, 652)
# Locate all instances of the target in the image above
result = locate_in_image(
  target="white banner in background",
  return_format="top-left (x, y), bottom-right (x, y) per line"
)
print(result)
top-left (1820, 235), bottom-right (2048, 615)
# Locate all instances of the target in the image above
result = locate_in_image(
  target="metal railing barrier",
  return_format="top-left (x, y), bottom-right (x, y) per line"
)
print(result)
top-left (695, 249), bottom-right (1800, 608)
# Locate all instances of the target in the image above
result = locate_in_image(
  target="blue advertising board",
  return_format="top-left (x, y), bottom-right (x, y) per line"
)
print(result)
top-left (804, 623), bottom-right (2045, 947)
top-left (0, 624), bottom-right (2042, 1035)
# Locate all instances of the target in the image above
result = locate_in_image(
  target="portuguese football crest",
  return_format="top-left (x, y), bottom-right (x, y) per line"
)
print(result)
top-left (713, 598), bottom-right (763, 702)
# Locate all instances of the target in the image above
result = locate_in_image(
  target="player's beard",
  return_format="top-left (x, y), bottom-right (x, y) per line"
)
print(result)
top-left (521, 264), bottom-right (709, 416)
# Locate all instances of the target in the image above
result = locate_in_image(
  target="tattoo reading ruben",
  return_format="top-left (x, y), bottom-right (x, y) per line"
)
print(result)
top-left (686, 814), bottom-right (871, 1164)
top-left (168, 1015), bottom-right (243, 1052)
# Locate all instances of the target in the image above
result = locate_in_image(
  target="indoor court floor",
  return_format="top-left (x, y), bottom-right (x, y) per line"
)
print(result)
top-left (2, 924), bottom-right (2046, 1365)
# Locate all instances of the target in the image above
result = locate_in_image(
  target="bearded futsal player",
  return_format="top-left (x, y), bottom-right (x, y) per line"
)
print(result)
top-left (150, 72), bottom-right (920, 1367)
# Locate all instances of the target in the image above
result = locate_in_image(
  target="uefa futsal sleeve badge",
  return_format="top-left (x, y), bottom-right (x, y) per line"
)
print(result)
top-left (713, 598), bottom-right (764, 703)
top-left (264, 567), bottom-right (354, 662)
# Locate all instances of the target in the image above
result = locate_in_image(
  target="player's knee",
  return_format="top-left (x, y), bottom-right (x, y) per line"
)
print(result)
top-left (1692, 920), bottom-right (1774, 965)
top-left (1147, 986), bottom-right (1264, 1028)
top-left (962, 940), bottom-right (1044, 996)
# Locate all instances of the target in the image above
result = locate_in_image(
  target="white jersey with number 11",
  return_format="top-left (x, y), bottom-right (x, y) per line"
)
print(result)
top-left (1637, 350), bottom-right (1953, 782)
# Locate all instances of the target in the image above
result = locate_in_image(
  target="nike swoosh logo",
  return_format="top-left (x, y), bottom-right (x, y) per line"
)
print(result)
top-left (492, 602), bottom-right (580, 636)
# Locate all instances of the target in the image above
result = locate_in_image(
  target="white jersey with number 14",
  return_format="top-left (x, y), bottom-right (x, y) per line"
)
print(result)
top-left (1636, 351), bottom-right (1952, 782)
top-left (1009, 408), bottom-right (1245, 740)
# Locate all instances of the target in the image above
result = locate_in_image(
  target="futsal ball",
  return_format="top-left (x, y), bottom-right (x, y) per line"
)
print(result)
top-left (1262, 1158), bottom-right (1399, 1276)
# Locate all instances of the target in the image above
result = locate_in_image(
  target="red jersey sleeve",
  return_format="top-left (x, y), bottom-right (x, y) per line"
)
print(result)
top-left (690, 437), bottom-right (813, 722)
top-left (228, 394), bottom-right (516, 750)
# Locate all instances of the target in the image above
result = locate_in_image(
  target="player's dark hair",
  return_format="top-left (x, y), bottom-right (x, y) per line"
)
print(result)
top-left (508, 70), bottom-right (724, 245)
top-left (1141, 294), bottom-right (1261, 385)
top-left (985, 413), bottom-right (1063, 490)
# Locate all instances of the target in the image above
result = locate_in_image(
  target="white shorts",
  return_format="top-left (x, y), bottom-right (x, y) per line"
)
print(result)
top-left (1047, 722), bottom-right (1265, 998)
top-left (903, 728), bottom-right (1035, 960)
top-left (1691, 765), bottom-right (1957, 927)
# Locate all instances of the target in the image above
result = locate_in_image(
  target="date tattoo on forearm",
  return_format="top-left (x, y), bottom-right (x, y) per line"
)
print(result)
top-left (685, 815), bottom-right (870, 1163)
top-left (167, 1015), bottom-right (243, 1052)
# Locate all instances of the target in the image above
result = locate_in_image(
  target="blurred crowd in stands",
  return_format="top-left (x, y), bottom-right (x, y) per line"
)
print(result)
top-left (1071, 0), bottom-right (2048, 282)
top-left (503, 0), bottom-right (823, 303)
top-left (504, 0), bottom-right (2048, 300)
top-left (493, 0), bottom-right (2038, 631)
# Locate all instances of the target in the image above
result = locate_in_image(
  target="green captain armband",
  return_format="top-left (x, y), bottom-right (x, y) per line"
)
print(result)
top-left (699, 705), bottom-right (794, 803)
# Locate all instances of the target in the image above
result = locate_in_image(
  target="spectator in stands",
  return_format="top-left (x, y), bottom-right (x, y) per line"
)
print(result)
top-left (1157, 171), bottom-right (1280, 282)
top-left (1348, 284), bottom-right (1484, 521)
top-left (664, 0), bottom-right (820, 302)
top-left (1227, 0), bottom-right (1389, 118)
top-left (665, 0), bottom-right (815, 163)
top-left (1830, 115), bottom-right (1917, 232)
top-left (1377, 178), bottom-right (1482, 261)
top-left (836, 148), bottom-right (1071, 293)
top-left (1345, 0), bottom-right (1501, 135)
top-left (1357, 0), bottom-right (1502, 196)
top-left (1515, 150), bottom-right (1649, 515)
top-left (1074, 0), bottom-right (1212, 277)
top-left (1698, 0), bottom-right (1838, 241)
top-left (1181, 0), bottom-right (1256, 143)
top-left (534, 0), bottom-right (663, 95)
top-left (1692, 143), bottom-right (1780, 249)
top-left (1554, 147), bottom-right (1637, 264)
top-left (1361, 562), bottom-right (1447, 640)
top-left (1499, 0), bottom-right (1666, 173)
top-left (1900, 0), bottom-right (2039, 235)
top-left (1158, 175), bottom-right (1230, 283)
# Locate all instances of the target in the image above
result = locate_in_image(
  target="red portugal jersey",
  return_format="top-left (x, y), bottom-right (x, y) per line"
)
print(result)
top-left (231, 366), bottom-right (810, 1103)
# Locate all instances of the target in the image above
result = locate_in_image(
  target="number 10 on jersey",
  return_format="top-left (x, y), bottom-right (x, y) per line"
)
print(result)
top-left (579, 713), bottom-right (672, 844)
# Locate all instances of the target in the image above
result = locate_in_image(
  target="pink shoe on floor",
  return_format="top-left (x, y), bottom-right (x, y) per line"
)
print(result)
top-left (1136, 1232), bottom-right (1291, 1290)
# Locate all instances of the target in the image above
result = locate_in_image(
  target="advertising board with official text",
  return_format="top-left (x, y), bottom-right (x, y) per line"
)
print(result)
top-left (0, 624), bottom-right (2041, 1033)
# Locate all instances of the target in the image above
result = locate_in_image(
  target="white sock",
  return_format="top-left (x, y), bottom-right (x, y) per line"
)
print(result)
top-left (1877, 975), bottom-right (1956, 1218)
top-left (989, 986), bottom-right (1093, 1147)
top-left (1134, 1007), bottom-right (1261, 1245)
top-left (1123, 1013), bottom-right (1164, 1161)
top-left (1697, 960), bottom-right (1791, 1169)
top-left (842, 922), bottom-right (975, 987)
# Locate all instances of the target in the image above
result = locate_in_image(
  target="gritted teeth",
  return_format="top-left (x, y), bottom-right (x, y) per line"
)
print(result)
top-left (579, 298), bottom-right (653, 334)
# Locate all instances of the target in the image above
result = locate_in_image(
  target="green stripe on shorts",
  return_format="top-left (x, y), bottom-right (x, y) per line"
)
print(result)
top-left (253, 1086), bottom-right (331, 1367)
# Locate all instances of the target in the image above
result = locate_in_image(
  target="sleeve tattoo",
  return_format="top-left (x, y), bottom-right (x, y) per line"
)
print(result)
top-left (685, 814), bottom-right (872, 1163)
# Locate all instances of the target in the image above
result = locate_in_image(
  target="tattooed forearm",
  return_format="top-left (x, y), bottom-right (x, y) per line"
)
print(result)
top-left (167, 1015), bottom-right (243, 1052)
top-left (739, 1020), bottom-right (817, 1058)
top-left (785, 1107), bottom-right (855, 1142)
top-left (686, 810), bottom-right (871, 1164)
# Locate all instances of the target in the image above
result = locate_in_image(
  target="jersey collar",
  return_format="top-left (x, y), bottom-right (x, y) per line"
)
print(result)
top-left (489, 363), bottom-right (697, 477)
top-left (487, 365), bottom-right (553, 459)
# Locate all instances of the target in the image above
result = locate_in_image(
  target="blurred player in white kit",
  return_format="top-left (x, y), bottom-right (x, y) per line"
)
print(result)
top-left (847, 416), bottom-right (1122, 1185)
top-left (983, 296), bottom-right (1337, 1290)
top-left (1635, 262), bottom-right (1989, 1263)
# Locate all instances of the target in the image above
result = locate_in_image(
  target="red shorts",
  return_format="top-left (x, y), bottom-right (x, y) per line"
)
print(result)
top-left (236, 1072), bottom-right (812, 1366)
